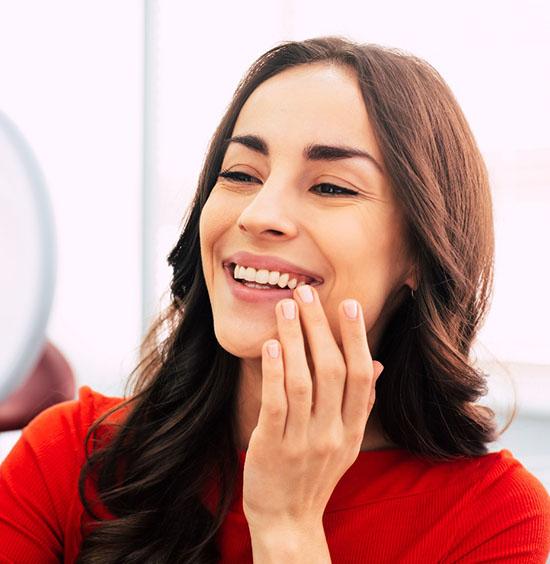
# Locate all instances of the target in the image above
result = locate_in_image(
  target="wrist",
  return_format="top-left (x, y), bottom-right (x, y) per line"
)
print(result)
top-left (248, 520), bottom-right (331, 564)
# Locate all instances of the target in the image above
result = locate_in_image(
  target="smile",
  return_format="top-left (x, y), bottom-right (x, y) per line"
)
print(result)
top-left (223, 264), bottom-right (322, 304)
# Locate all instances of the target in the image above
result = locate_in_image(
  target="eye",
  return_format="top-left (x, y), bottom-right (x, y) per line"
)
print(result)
top-left (218, 170), bottom-right (259, 183)
top-left (311, 183), bottom-right (358, 197)
top-left (217, 170), bottom-right (358, 197)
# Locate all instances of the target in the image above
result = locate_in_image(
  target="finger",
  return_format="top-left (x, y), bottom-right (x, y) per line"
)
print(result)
top-left (293, 284), bottom-right (346, 422)
top-left (276, 298), bottom-right (311, 445)
top-left (339, 299), bottom-right (378, 436)
top-left (257, 339), bottom-right (287, 439)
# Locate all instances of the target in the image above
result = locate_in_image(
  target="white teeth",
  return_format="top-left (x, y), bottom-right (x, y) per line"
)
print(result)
top-left (268, 270), bottom-right (280, 285)
top-left (232, 263), bottom-right (309, 290)
top-left (255, 269), bottom-right (270, 284)
top-left (244, 267), bottom-right (257, 282)
top-left (277, 273), bottom-right (290, 288)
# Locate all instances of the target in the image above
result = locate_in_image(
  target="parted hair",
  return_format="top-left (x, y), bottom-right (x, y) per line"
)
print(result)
top-left (76, 36), bottom-right (508, 563)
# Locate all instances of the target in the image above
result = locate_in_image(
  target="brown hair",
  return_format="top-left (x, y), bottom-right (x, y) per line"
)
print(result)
top-left (77, 36), bottom-right (509, 563)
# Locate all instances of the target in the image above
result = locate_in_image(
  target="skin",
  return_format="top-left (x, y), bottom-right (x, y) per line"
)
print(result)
top-left (199, 62), bottom-right (417, 540)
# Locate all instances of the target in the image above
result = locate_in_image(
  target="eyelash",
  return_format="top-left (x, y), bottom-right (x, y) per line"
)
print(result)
top-left (218, 170), bottom-right (358, 197)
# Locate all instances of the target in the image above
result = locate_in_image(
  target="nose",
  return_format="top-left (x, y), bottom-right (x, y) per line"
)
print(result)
top-left (236, 174), bottom-right (299, 240)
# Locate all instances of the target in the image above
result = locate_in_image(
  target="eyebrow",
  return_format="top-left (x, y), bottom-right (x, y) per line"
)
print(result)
top-left (221, 134), bottom-right (384, 174)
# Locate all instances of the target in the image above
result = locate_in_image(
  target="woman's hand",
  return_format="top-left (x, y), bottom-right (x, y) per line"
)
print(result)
top-left (242, 283), bottom-right (384, 533)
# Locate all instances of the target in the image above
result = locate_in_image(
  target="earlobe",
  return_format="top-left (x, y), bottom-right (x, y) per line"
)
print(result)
top-left (403, 263), bottom-right (418, 292)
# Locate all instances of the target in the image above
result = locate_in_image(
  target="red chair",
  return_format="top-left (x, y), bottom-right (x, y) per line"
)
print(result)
top-left (0, 340), bottom-right (76, 432)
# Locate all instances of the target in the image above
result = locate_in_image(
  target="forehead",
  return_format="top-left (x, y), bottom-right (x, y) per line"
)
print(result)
top-left (230, 63), bottom-right (384, 166)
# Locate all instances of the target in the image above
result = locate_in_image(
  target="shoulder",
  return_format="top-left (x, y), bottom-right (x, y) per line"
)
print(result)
top-left (467, 449), bottom-right (549, 511)
top-left (0, 386), bottom-right (127, 558)
top-left (3, 385), bottom-right (127, 484)
top-left (445, 449), bottom-right (550, 561)
top-left (438, 448), bottom-right (550, 525)
top-left (409, 448), bottom-right (549, 499)
top-left (19, 385), bottom-right (126, 454)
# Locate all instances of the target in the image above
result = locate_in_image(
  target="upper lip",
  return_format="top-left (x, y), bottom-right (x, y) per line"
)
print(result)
top-left (223, 251), bottom-right (324, 284)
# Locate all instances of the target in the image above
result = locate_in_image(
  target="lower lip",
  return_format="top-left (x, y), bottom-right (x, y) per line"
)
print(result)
top-left (223, 264), bottom-right (318, 304)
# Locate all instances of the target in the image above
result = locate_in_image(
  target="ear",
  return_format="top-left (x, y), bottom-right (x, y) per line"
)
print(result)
top-left (403, 263), bottom-right (418, 292)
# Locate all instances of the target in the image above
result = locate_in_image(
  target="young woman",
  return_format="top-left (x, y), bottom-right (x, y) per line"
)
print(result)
top-left (1, 36), bottom-right (548, 563)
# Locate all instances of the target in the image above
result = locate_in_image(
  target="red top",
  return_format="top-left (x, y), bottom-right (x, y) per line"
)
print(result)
top-left (1, 386), bottom-right (549, 563)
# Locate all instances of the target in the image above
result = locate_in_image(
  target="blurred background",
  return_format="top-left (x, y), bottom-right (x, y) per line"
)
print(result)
top-left (0, 0), bottom-right (548, 490)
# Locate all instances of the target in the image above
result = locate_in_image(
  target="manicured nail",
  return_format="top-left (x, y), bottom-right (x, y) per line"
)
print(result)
top-left (343, 299), bottom-right (358, 319)
top-left (282, 300), bottom-right (296, 319)
top-left (267, 341), bottom-right (280, 358)
top-left (297, 284), bottom-right (314, 303)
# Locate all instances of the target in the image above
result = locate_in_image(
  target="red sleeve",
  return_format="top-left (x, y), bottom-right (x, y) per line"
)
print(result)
top-left (445, 453), bottom-right (550, 563)
top-left (0, 387), bottom-right (94, 563)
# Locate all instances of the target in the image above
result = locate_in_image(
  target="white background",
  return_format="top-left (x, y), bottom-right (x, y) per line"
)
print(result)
top-left (0, 1), bottom-right (548, 477)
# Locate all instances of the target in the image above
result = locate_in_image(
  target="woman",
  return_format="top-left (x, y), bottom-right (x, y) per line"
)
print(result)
top-left (1, 36), bottom-right (548, 563)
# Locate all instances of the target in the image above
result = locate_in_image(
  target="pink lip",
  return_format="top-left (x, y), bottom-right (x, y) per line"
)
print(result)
top-left (222, 251), bottom-right (324, 284)
top-left (224, 264), bottom-right (297, 304)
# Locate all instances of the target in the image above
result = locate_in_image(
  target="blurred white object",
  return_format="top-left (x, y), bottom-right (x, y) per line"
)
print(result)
top-left (0, 430), bottom-right (21, 461)
top-left (0, 111), bottom-right (56, 402)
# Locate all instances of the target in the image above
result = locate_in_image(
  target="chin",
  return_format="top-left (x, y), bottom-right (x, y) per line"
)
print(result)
top-left (217, 339), bottom-right (266, 360)
top-left (213, 319), bottom-right (276, 359)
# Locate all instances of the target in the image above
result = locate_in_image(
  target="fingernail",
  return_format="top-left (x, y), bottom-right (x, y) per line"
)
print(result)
top-left (343, 299), bottom-right (358, 319)
top-left (267, 341), bottom-right (280, 358)
top-left (282, 300), bottom-right (296, 319)
top-left (297, 284), bottom-right (314, 303)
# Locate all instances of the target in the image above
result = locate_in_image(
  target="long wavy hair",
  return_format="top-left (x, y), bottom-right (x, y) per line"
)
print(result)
top-left (76, 36), bottom-right (510, 562)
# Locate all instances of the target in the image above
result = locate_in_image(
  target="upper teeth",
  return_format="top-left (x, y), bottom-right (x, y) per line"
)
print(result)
top-left (233, 263), bottom-right (314, 289)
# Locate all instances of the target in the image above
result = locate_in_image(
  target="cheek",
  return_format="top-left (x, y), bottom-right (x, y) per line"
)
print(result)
top-left (199, 200), bottom-right (222, 278)
top-left (200, 196), bottom-right (226, 244)
top-left (333, 210), bottom-right (403, 280)
top-left (198, 208), bottom-right (210, 263)
top-left (320, 226), bottom-right (401, 329)
top-left (199, 193), bottom-right (239, 279)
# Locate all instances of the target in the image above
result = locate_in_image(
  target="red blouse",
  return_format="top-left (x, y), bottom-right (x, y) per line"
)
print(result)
top-left (1, 386), bottom-right (549, 562)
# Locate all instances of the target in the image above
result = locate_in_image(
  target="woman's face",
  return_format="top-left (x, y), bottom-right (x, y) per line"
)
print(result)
top-left (199, 63), bottom-right (415, 361)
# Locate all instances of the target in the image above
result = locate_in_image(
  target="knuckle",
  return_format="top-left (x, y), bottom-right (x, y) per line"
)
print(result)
top-left (286, 444), bottom-right (306, 462)
top-left (313, 431), bottom-right (343, 455)
top-left (346, 440), bottom-right (363, 462)
top-left (347, 427), bottom-right (366, 445)
top-left (312, 440), bottom-right (337, 456)
top-left (347, 369), bottom-right (373, 385)
top-left (264, 403), bottom-right (285, 418)
top-left (289, 380), bottom-right (311, 398)
top-left (320, 358), bottom-right (346, 379)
